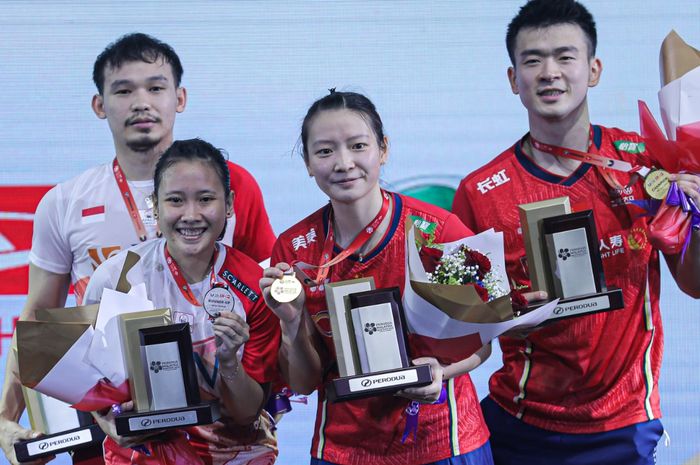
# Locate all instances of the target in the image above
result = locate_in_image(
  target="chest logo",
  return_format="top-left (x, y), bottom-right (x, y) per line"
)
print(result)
top-left (88, 246), bottom-right (121, 270)
top-left (476, 169), bottom-right (510, 194)
top-left (291, 227), bottom-right (318, 251)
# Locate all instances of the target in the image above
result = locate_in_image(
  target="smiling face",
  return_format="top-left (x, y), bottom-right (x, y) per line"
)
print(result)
top-left (92, 58), bottom-right (186, 155)
top-left (508, 23), bottom-right (601, 127)
top-left (305, 109), bottom-right (388, 206)
top-left (156, 159), bottom-right (232, 267)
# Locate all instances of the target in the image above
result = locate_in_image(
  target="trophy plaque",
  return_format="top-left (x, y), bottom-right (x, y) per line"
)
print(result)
top-left (14, 388), bottom-right (105, 462)
top-left (324, 277), bottom-right (375, 377)
top-left (326, 285), bottom-right (432, 402)
top-left (518, 196), bottom-right (571, 295)
top-left (115, 322), bottom-right (220, 435)
top-left (524, 208), bottom-right (624, 321)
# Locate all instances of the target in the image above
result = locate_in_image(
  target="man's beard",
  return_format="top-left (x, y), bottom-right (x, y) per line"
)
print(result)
top-left (126, 135), bottom-right (161, 153)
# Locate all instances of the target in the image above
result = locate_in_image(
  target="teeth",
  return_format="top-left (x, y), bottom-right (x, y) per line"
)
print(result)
top-left (179, 228), bottom-right (204, 237)
top-left (539, 90), bottom-right (562, 96)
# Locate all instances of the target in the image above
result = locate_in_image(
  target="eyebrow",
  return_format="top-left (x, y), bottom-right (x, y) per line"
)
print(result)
top-left (519, 45), bottom-right (580, 57)
top-left (109, 75), bottom-right (169, 91)
top-left (311, 134), bottom-right (370, 147)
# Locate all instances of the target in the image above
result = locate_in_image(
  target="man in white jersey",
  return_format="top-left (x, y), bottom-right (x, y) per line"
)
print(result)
top-left (0, 33), bottom-right (275, 465)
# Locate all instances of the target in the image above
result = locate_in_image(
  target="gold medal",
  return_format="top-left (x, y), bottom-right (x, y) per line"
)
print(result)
top-left (643, 169), bottom-right (671, 200)
top-left (270, 271), bottom-right (303, 303)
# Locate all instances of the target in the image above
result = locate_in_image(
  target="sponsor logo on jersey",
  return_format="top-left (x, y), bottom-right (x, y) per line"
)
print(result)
top-left (609, 185), bottom-right (637, 207)
top-left (291, 228), bottom-right (318, 251)
top-left (408, 216), bottom-right (436, 235)
top-left (614, 140), bottom-right (646, 154)
top-left (627, 227), bottom-right (648, 251)
top-left (87, 246), bottom-right (122, 270)
top-left (221, 270), bottom-right (260, 302)
top-left (475, 169), bottom-right (510, 194)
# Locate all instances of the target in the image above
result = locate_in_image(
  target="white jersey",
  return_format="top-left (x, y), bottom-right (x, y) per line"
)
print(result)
top-left (84, 239), bottom-right (279, 464)
top-left (83, 240), bottom-right (245, 353)
top-left (29, 162), bottom-right (238, 304)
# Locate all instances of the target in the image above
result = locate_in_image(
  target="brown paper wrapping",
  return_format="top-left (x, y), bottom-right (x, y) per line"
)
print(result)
top-left (35, 304), bottom-right (99, 325)
top-left (660, 30), bottom-right (700, 86)
top-left (16, 321), bottom-right (92, 388)
top-left (407, 220), bottom-right (515, 325)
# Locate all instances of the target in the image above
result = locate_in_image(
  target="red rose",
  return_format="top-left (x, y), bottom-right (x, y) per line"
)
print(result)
top-left (510, 290), bottom-right (529, 315)
top-left (464, 249), bottom-right (491, 279)
top-left (419, 246), bottom-right (443, 274)
top-left (471, 283), bottom-right (489, 302)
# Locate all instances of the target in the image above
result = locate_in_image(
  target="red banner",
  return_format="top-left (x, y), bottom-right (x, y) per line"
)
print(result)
top-left (0, 186), bottom-right (53, 295)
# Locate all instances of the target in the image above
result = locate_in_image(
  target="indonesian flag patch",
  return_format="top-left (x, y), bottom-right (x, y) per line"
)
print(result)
top-left (81, 205), bottom-right (105, 224)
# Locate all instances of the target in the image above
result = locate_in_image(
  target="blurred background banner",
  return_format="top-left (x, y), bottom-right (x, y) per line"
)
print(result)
top-left (0, 1), bottom-right (698, 464)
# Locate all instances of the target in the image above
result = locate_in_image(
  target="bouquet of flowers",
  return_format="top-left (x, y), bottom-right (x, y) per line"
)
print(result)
top-left (421, 240), bottom-right (530, 315)
top-left (633, 32), bottom-right (700, 258)
top-left (402, 221), bottom-right (558, 364)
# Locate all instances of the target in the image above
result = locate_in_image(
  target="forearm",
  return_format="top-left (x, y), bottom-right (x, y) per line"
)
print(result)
top-left (0, 336), bottom-right (24, 422)
top-left (667, 229), bottom-right (700, 298)
top-left (218, 359), bottom-right (267, 426)
top-left (441, 343), bottom-right (492, 380)
top-left (278, 311), bottom-right (324, 395)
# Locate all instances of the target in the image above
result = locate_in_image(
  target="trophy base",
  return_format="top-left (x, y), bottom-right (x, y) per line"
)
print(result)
top-left (528, 287), bottom-right (624, 322)
top-left (328, 364), bottom-right (432, 402)
top-left (115, 401), bottom-right (221, 436)
top-left (14, 424), bottom-right (105, 462)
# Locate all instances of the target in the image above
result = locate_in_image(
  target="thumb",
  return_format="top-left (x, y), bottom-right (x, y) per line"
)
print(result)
top-left (22, 428), bottom-right (42, 440)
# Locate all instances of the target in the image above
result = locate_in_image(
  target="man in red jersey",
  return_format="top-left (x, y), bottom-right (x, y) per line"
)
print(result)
top-left (0, 33), bottom-right (275, 465)
top-left (452, 1), bottom-right (700, 464)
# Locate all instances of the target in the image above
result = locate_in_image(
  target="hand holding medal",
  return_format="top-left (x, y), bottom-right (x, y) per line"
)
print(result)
top-left (270, 269), bottom-right (303, 303)
top-left (212, 311), bottom-right (250, 364)
top-left (260, 263), bottom-right (305, 323)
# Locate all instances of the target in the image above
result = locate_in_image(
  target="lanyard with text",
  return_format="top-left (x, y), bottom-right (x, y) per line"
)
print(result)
top-left (164, 244), bottom-right (223, 307)
top-left (529, 128), bottom-right (651, 192)
top-left (112, 158), bottom-right (160, 241)
top-left (313, 190), bottom-right (391, 285)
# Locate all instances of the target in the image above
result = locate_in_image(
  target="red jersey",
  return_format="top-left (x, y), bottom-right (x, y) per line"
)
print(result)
top-left (227, 161), bottom-right (276, 263)
top-left (273, 193), bottom-right (489, 465)
top-left (452, 126), bottom-right (663, 433)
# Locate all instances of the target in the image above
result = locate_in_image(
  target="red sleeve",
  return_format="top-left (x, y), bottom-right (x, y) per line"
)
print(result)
top-left (437, 212), bottom-right (473, 243)
top-left (452, 178), bottom-right (479, 232)
top-left (242, 297), bottom-right (281, 384)
top-left (236, 260), bottom-right (281, 385)
top-left (228, 161), bottom-right (276, 263)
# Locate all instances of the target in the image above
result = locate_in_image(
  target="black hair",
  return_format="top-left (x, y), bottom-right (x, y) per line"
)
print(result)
top-left (154, 138), bottom-right (231, 240)
top-left (93, 33), bottom-right (183, 94)
top-left (506, 0), bottom-right (597, 66)
top-left (300, 89), bottom-right (386, 162)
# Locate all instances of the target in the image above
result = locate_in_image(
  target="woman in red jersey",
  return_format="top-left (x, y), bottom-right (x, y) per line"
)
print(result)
top-left (260, 91), bottom-right (494, 465)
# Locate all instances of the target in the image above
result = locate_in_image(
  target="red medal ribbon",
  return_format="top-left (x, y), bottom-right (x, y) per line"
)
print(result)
top-left (164, 244), bottom-right (224, 306)
top-left (313, 190), bottom-right (391, 285)
top-left (529, 128), bottom-right (647, 190)
top-left (112, 158), bottom-right (160, 241)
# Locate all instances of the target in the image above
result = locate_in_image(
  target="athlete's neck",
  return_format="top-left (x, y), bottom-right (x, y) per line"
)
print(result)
top-left (167, 243), bottom-right (217, 284)
top-left (526, 102), bottom-right (591, 176)
top-left (114, 138), bottom-right (172, 181)
top-left (331, 187), bottom-right (391, 254)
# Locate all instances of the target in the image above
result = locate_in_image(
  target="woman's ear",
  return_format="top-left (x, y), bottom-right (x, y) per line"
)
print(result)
top-left (226, 191), bottom-right (235, 218)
